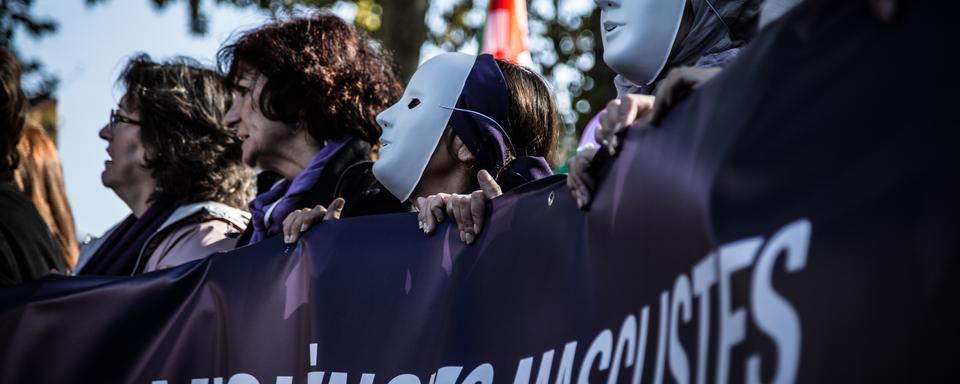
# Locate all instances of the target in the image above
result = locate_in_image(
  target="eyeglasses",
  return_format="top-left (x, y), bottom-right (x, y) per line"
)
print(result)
top-left (110, 109), bottom-right (141, 126)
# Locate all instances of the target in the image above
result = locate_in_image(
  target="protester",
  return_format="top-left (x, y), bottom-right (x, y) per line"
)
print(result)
top-left (567, 0), bottom-right (761, 208)
top-left (645, 0), bottom-right (805, 127)
top-left (0, 47), bottom-right (66, 285)
top-left (75, 55), bottom-right (253, 276)
top-left (281, 53), bottom-right (560, 245)
top-left (14, 123), bottom-right (80, 271)
top-left (218, 12), bottom-right (408, 246)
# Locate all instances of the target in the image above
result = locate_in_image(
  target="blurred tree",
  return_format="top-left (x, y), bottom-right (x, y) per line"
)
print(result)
top-left (86, 0), bottom-right (615, 158)
top-left (84, 0), bottom-right (430, 86)
top-left (1, 0), bottom-right (60, 101)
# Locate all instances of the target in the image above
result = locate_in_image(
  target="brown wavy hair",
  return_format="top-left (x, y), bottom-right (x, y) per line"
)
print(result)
top-left (496, 59), bottom-right (560, 167)
top-left (1, 47), bottom-right (27, 173)
top-left (14, 124), bottom-right (79, 270)
top-left (120, 54), bottom-right (254, 209)
top-left (218, 11), bottom-right (403, 145)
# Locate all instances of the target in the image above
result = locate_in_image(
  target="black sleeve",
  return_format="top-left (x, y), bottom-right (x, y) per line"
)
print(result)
top-left (335, 161), bottom-right (411, 218)
top-left (0, 231), bottom-right (23, 286)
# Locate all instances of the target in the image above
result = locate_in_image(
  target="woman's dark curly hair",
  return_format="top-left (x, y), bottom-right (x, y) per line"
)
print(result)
top-left (120, 54), bottom-right (254, 209)
top-left (217, 11), bottom-right (403, 144)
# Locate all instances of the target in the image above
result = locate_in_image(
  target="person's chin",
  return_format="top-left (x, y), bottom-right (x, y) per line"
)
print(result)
top-left (604, 46), bottom-right (628, 69)
top-left (241, 145), bottom-right (258, 168)
top-left (242, 154), bottom-right (258, 168)
top-left (100, 171), bottom-right (116, 189)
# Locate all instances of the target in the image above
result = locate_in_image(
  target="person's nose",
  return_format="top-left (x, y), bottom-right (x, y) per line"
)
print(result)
top-left (376, 105), bottom-right (396, 134)
top-left (98, 123), bottom-right (111, 141)
top-left (223, 98), bottom-right (242, 136)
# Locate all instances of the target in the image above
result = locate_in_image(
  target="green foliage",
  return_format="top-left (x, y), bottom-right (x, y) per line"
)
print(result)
top-left (85, 0), bottom-right (341, 36)
top-left (1, 0), bottom-right (60, 100)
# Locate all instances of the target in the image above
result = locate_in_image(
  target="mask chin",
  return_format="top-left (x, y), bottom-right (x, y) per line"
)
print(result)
top-left (372, 53), bottom-right (477, 202)
top-left (601, 0), bottom-right (687, 85)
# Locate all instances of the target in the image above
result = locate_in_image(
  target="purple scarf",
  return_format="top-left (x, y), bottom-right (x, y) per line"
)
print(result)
top-left (247, 138), bottom-right (350, 244)
top-left (78, 197), bottom-right (179, 276)
top-left (447, 54), bottom-right (553, 192)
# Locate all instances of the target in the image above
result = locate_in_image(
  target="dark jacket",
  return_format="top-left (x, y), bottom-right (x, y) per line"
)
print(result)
top-left (0, 171), bottom-right (66, 285)
top-left (235, 138), bottom-right (409, 246)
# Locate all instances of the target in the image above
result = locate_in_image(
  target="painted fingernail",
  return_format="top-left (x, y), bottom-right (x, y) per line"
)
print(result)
top-left (300, 224), bottom-right (308, 233)
top-left (418, 221), bottom-right (424, 229)
top-left (465, 233), bottom-right (474, 244)
top-left (284, 235), bottom-right (292, 244)
top-left (474, 224), bottom-right (479, 234)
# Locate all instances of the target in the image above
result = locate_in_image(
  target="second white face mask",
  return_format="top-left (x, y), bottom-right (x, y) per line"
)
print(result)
top-left (599, 0), bottom-right (688, 86)
top-left (373, 52), bottom-right (477, 202)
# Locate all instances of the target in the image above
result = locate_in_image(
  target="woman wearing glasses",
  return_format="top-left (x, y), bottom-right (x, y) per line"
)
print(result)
top-left (74, 55), bottom-right (254, 276)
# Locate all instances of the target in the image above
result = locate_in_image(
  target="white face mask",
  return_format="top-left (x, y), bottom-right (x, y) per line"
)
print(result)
top-left (373, 52), bottom-right (477, 202)
top-left (597, 0), bottom-right (688, 86)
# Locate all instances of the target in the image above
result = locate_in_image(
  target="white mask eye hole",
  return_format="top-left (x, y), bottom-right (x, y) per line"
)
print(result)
top-left (407, 98), bottom-right (422, 109)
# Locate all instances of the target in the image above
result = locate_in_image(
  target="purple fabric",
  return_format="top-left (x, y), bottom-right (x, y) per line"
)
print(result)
top-left (448, 54), bottom-right (553, 192)
top-left (248, 137), bottom-right (351, 244)
top-left (578, 114), bottom-right (602, 149)
top-left (78, 198), bottom-right (179, 276)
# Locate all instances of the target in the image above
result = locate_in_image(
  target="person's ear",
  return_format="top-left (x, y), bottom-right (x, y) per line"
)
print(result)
top-left (451, 134), bottom-right (475, 163)
top-left (295, 110), bottom-right (307, 131)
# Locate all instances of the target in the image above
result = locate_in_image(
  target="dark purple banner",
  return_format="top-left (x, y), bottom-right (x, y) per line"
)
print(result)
top-left (1, 1), bottom-right (957, 383)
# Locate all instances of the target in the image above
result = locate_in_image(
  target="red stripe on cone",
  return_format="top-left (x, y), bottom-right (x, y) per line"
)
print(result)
top-left (482, 0), bottom-right (532, 66)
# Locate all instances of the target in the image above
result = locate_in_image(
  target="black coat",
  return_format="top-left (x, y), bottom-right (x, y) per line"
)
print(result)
top-left (0, 172), bottom-right (66, 286)
top-left (236, 138), bottom-right (409, 246)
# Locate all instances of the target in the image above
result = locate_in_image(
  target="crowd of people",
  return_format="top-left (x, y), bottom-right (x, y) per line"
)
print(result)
top-left (1, 0), bottom-right (863, 285)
